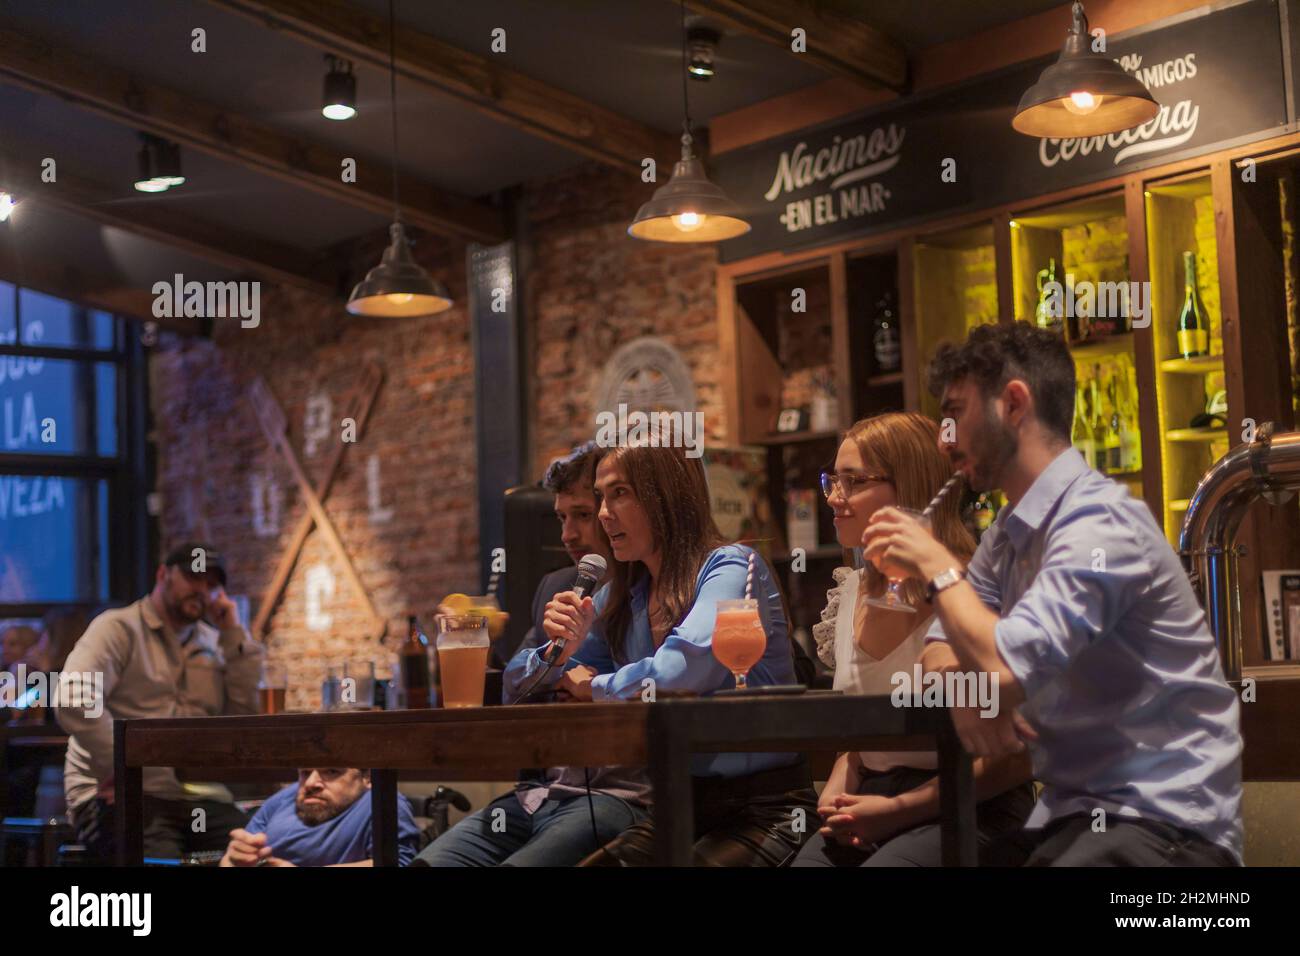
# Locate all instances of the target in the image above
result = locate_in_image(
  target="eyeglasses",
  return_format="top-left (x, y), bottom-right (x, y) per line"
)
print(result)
top-left (819, 471), bottom-right (891, 499)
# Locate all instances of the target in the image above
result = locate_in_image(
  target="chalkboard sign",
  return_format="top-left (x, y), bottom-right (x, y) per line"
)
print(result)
top-left (714, 0), bottom-right (1288, 262)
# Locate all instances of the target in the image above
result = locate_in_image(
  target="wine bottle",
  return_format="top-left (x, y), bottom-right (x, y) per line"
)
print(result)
top-left (1089, 369), bottom-right (1108, 473)
top-left (400, 614), bottom-right (432, 709)
top-left (1035, 259), bottom-right (1062, 336)
top-left (1072, 382), bottom-right (1096, 468)
top-left (1177, 250), bottom-right (1209, 359)
top-left (1105, 371), bottom-right (1122, 473)
top-left (1121, 362), bottom-right (1143, 472)
top-left (872, 292), bottom-right (901, 372)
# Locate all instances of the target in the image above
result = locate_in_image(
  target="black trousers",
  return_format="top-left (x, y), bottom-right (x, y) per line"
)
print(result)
top-left (792, 765), bottom-right (1035, 867)
top-left (70, 795), bottom-right (249, 864)
top-left (983, 811), bottom-right (1241, 867)
top-left (579, 760), bottom-right (818, 867)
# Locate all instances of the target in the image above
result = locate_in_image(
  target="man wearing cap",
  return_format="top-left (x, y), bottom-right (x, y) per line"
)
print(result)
top-left (56, 541), bottom-right (264, 863)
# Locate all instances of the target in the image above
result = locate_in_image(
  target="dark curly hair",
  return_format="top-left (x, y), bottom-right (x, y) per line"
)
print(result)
top-left (926, 321), bottom-right (1075, 440)
top-left (541, 440), bottom-right (599, 495)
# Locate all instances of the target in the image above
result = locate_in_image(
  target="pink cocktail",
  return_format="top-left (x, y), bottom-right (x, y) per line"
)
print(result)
top-left (713, 598), bottom-right (766, 689)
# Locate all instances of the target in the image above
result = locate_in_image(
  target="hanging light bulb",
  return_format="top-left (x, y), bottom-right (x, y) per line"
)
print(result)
top-left (346, 0), bottom-right (453, 317)
top-left (1012, 1), bottom-right (1157, 138)
top-left (0, 192), bottom-right (17, 222)
top-left (629, 3), bottom-right (749, 243)
top-left (322, 54), bottom-right (357, 121)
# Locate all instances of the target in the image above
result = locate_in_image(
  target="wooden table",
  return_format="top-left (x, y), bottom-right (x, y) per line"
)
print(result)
top-left (114, 693), bottom-right (975, 866)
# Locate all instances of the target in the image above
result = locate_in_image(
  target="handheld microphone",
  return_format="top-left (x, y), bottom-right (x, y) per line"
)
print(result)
top-left (543, 553), bottom-right (607, 665)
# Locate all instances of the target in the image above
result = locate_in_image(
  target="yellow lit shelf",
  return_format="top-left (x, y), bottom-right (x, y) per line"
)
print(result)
top-left (1169, 498), bottom-right (1192, 512)
top-left (1159, 354), bottom-right (1225, 375)
top-left (1069, 332), bottom-right (1135, 361)
top-left (1165, 427), bottom-right (1226, 443)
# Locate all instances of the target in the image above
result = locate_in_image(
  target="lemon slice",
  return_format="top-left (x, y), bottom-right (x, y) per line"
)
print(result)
top-left (441, 593), bottom-right (474, 613)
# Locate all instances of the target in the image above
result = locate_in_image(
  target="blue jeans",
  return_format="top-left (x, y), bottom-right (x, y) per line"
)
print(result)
top-left (412, 789), bottom-right (648, 867)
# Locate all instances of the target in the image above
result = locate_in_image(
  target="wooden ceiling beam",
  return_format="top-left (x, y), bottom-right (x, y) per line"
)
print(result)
top-left (684, 0), bottom-right (908, 93)
top-left (0, 151), bottom-right (337, 298)
top-left (205, 0), bottom-right (679, 169)
top-left (0, 26), bottom-right (504, 244)
top-left (0, 240), bottom-right (192, 331)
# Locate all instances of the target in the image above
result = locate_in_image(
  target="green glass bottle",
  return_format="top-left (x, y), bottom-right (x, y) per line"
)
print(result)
top-left (1177, 251), bottom-right (1209, 359)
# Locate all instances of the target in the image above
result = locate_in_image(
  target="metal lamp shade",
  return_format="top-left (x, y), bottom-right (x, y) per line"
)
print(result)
top-left (346, 222), bottom-right (453, 317)
top-left (1013, 11), bottom-right (1158, 138)
top-left (628, 156), bottom-right (750, 243)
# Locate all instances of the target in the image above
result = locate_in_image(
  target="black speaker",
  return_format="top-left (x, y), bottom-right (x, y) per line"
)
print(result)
top-left (496, 485), bottom-right (570, 664)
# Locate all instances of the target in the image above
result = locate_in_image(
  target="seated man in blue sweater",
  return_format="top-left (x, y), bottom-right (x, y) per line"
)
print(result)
top-left (220, 768), bottom-right (421, 867)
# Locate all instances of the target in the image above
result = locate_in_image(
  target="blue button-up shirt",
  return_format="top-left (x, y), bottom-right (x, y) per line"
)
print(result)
top-left (504, 544), bottom-right (799, 779)
top-left (927, 448), bottom-right (1243, 860)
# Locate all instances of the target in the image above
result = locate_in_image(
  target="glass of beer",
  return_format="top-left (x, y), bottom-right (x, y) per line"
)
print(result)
top-left (259, 662), bottom-right (288, 715)
top-left (435, 614), bottom-right (490, 709)
top-left (712, 598), bottom-right (766, 689)
top-left (862, 506), bottom-right (928, 614)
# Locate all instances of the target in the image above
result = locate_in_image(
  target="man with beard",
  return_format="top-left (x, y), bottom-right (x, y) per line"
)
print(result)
top-left (220, 768), bottom-right (421, 867)
top-left (56, 542), bottom-right (263, 863)
top-left (862, 322), bottom-right (1242, 866)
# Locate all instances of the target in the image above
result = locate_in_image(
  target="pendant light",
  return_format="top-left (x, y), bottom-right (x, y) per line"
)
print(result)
top-left (1013, 1), bottom-right (1158, 138)
top-left (347, 0), bottom-right (452, 317)
top-left (628, 1), bottom-right (749, 243)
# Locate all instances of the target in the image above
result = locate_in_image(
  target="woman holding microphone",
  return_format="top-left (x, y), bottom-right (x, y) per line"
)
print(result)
top-left (505, 438), bottom-right (816, 866)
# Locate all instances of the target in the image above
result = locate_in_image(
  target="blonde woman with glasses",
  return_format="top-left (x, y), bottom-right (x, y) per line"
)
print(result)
top-left (793, 411), bottom-right (1034, 867)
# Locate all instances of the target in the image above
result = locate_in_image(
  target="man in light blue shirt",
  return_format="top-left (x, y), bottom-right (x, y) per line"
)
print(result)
top-left (864, 322), bottom-right (1242, 866)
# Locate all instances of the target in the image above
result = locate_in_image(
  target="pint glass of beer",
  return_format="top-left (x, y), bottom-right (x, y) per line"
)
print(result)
top-left (435, 614), bottom-right (490, 708)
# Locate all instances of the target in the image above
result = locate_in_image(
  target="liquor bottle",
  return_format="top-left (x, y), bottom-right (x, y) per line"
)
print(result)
top-left (1119, 360), bottom-right (1143, 472)
top-left (872, 292), bottom-right (901, 372)
top-left (400, 614), bottom-right (432, 709)
top-left (1071, 382), bottom-right (1096, 467)
top-left (1177, 250), bottom-right (1209, 359)
top-left (1035, 259), bottom-right (1062, 336)
top-left (1104, 371), bottom-right (1123, 473)
top-left (1089, 369), bottom-right (1108, 473)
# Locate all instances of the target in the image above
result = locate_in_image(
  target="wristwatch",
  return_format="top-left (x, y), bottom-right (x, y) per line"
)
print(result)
top-left (925, 567), bottom-right (965, 602)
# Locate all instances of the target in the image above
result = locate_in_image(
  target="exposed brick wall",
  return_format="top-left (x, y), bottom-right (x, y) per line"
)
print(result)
top-left (150, 161), bottom-right (723, 710)
top-left (525, 163), bottom-right (722, 477)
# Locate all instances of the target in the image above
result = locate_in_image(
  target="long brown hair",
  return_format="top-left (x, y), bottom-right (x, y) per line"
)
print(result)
top-left (593, 442), bottom-right (725, 663)
top-left (842, 412), bottom-right (976, 605)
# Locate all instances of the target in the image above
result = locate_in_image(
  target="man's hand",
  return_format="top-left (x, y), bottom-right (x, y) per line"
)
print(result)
top-left (820, 793), bottom-right (904, 849)
top-left (209, 588), bottom-right (240, 630)
top-left (557, 664), bottom-right (596, 702)
top-left (950, 703), bottom-right (1038, 758)
top-left (542, 592), bottom-right (595, 666)
top-left (261, 857), bottom-right (297, 867)
top-left (862, 507), bottom-right (957, 584)
top-left (221, 828), bottom-right (273, 867)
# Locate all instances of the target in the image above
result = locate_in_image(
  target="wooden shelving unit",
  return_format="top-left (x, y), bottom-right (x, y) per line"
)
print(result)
top-left (717, 144), bottom-right (1300, 675)
top-left (1145, 172), bottom-right (1228, 547)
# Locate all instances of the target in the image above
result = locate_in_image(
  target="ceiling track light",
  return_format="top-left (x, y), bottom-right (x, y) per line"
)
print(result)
top-left (687, 26), bottom-right (720, 80)
top-left (134, 133), bottom-right (184, 192)
top-left (1013, 1), bottom-right (1158, 138)
top-left (323, 53), bottom-right (357, 121)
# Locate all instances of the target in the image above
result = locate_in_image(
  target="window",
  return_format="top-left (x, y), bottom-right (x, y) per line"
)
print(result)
top-left (0, 281), bottom-right (146, 616)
